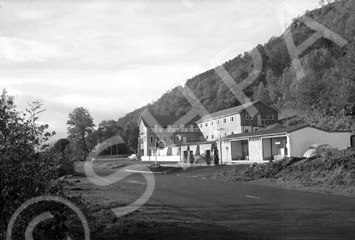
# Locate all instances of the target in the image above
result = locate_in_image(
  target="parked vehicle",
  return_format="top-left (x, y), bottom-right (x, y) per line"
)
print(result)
top-left (303, 144), bottom-right (332, 158)
top-left (128, 154), bottom-right (141, 161)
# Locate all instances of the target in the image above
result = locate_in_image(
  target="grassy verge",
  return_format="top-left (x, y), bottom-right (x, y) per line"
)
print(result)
top-left (213, 148), bottom-right (355, 196)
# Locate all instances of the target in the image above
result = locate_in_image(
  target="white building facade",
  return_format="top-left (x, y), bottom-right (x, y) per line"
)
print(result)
top-left (196, 101), bottom-right (279, 142)
top-left (137, 114), bottom-right (204, 158)
top-left (220, 126), bottom-right (352, 162)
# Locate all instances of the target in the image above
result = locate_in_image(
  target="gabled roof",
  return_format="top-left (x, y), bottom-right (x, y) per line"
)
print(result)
top-left (222, 125), bottom-right (352, 140)
top-left (196, 100), bottom-right (277, 123)
top-left (139, 113), bottom-right (200, 128)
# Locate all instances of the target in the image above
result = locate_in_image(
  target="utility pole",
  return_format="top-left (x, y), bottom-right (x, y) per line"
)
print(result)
top-left (218, 128), bottom-right (224, 165)
top-left (176, 134), bottom-right (182, 162)
top-left (155, 137), bottom-right (159, 167)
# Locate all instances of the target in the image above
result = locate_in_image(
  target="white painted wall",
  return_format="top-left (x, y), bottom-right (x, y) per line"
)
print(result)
top-left (197, 114), bottom-right (242, 140)
top-left (289, 127), bottom-right (351, 157)
top-left (139, 120), bottom-right (148, 156)
top-left (221, 141), bottom-right (232, 162)
top-left (141, 156), bottom-right (181, 162)
top-left (248, 137), bottom-right (263, 161)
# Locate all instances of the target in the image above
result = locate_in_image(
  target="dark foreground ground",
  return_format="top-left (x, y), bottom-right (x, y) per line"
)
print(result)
top-left (69, 160), bottom-right (355, 240)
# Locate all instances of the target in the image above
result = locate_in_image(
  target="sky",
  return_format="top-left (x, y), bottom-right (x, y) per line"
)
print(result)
top-left (0, 0), bottom-right (320, 141)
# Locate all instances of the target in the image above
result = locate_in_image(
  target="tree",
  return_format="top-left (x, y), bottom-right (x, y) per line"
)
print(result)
top-left (87, 120), bottom-right (128, 156)
top-left (67, 107), bottom-right (95, 160)
top-left (97, 120), bottom-right (122, 141)
top-left (124, 122), bottom-right (139, 153)
top-left (54, 138), bottom-right (70, 157)
top-left (113, 0), bottom-right (355, 137)
top-left (255, 82), bottom-right (271, 104)
top-left (0, 89), bottom-right (72, 237)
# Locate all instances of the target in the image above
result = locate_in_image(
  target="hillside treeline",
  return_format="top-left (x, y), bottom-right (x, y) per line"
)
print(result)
top-left (117, 0), bottom-right (355, 146)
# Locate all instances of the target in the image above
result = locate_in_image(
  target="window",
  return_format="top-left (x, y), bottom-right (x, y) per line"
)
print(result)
top-left (224, 133), bottom-right (227, 136)
top-left (230, 116), bottom-right (234, 122)
top-left (150, 136), bottom-right (153, 143)
top-left (261, 119), bottom-right (266, 126)
top-left (211, 121), bottom-right (213, 126)
top-left (245, 129), bottom-right (249, 133)
top-left (266, 114), bottom-right (275, 121)
top-left (200, 124), bottom-right (203, 128)
top-left (223, 118), bottom-right (226, 124)
top-left (245, 114), bottom-right (251, 120)
top-left (217, 120), bottom-right (220, 124)
top-left (205, 123), bottom-right (208, 127)
top-left (211, 135), bottom-right (214, 139)
top-left (206, 135), bottom-right (209, 140)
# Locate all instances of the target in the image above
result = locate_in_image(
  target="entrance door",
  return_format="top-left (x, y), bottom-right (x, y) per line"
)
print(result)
top-left (205, 150), bottom-right (211, 164)
top-left (262, 138), bottom-right (272, 161)
top-left (257, 114), bottom-right (262, 126)
top-left (241, 140), bottom-right (249, 160)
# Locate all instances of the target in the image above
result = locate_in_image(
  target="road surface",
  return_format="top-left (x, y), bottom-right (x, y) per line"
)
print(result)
top-left (77, 160), bottom-right (355, 239)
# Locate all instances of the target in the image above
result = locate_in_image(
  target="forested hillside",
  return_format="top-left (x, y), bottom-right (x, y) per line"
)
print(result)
top-left (118, 0), bottom-right (355, 142)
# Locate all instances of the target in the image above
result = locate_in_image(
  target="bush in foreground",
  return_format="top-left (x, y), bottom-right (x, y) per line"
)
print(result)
top-left (0, 90), bottom-right (81, 239)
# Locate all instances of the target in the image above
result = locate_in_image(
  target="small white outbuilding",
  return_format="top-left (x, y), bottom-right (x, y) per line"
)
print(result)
top-left (221, 125), bottom-right (352, 162)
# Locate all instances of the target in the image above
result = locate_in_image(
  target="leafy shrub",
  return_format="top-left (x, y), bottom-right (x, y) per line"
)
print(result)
top-left (0, 90), bottom-right (80, 238)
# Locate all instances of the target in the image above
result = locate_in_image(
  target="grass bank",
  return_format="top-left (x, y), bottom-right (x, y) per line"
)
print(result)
top-left (213, 148), bottom-right (355, 196)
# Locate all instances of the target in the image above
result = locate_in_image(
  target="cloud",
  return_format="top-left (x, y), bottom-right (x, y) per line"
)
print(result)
top-left (55, 94), bottom-right (124, 112)
top-left (0, 0), bottom-right (321, 141)
top-left (0, 36), bottom-right (71, 62)
top-left (1, 0), bottom-right (188, 68)
top-left (182, 0), bottom-right (195, 8)
top-left (1, 0), bottom-right (320, 69)
top-left (1, 60), bottom-right (204, 139)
